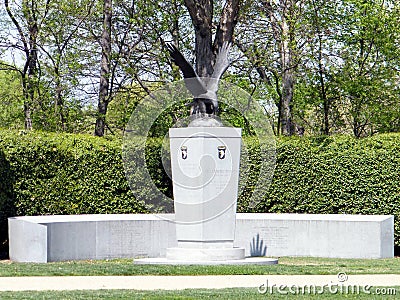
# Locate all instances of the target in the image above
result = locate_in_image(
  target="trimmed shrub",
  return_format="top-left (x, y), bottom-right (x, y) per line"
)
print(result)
top-left (256, 134), bottom-right (400, 246)
top-left (0, 131), bottom-right (147, 220)
top-left (0, 130), bottom-right (399, 250)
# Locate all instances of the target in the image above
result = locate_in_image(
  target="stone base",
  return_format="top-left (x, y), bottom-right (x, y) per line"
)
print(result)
top-left (166, 246), bottom-right (245, 261)
top-left (136, 245), bottom-right (278, 265)
top-left (134, 257), bottom-right (278, 265)
top-left (8, 213), bottom-right (394, 262)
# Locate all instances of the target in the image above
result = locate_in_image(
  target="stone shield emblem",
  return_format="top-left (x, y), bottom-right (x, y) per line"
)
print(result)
top-left (181, 146), bottom-right (188, 159)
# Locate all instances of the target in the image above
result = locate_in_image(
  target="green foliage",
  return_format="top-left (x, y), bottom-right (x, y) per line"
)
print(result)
top-left (106, 85), bottom-right (144, 134)
top-left (0, 70), bottom-right (24, 129)
top-left (0, 130), bottom-right (399, 251)
top-left (312, 0), bottom-right (400, 136)
top-left (0, 130), bottom-right (147, 220)
top-left (1, 0), bottom-right (399, 136)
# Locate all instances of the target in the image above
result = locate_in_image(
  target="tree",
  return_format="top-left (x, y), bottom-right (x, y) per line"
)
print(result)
top-left (275, 0), bottom-right (297, 136)
top-left (38, 0), bottom-right (95, 131)
top-left (235, 0), bottom-right (309, 136)
top-left (93, 0), bottom-right (165, 136)
top-left (310, 0), bottom-right (329, 134)
top-left (0, 0), bottom-right (398, 136)
top-left (2, 0), bottom-right (52, 130)
top-left (335, 0), bottom-right (400, 136)
top-left (300, 0), bottom-right (345, 135)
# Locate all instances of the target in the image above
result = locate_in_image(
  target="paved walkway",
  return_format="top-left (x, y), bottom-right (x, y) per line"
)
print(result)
top-left (0, 274), bottom-right (399, 291)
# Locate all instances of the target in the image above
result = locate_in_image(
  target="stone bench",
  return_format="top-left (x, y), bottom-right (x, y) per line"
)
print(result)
top-left (9, 213), bottom-right (394, 262)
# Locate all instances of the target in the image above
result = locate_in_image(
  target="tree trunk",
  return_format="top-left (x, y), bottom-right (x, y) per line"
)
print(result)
top-left (214, 0), bottom-right (240, 47)
top-left (317, 28), bottom-right (330, 135)
top-left (279, 6), bottom-right (295, 136)
top-left (95, 0), bottom-right (112, 137)
top-left (312, 0), bottom-right (329, 135)
top-left (184, 0), bottom-right (214, 77)
top-left (23, 93), bottom-right (33, 130)
top-left (170, 0), bottom-right (183, 81)
top-left (322, 78), bottom-right (329, 135)
top-left (24, 0), bottom-right (39, 131)
top-left (184, 0), bottom-right (240, 77)
top-left (26, 50), bottom-right (37, 131)
top-left (55, 72), bottom-right (66, 131)
top-left (280, 68), bottom-right (295, 135)
top-left (262, 0), bottom-right (297, 135)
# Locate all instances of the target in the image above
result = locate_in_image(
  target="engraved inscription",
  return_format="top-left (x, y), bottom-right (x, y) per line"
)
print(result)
top-left (213, 169), bottom-right (231, 193)
top-left (107, 222), bottom-right (148, 256)
top-left (259, 226), bottom-right (289, 249)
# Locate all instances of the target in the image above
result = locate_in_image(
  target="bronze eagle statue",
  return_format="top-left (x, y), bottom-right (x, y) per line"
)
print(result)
top-left (166, 42), bottom-right (231, 119)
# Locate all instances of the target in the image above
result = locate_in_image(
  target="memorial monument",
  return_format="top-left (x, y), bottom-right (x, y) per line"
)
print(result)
top-left (134, 43), bottom-right (277, 264)
top-left (6, 45), bottom-right (395, 264)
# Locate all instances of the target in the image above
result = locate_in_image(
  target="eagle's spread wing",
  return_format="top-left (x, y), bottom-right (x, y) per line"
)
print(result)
top-left (166, 43), bottom-right (207, 96)
top-left (207, 42), bottom-right (231, 93)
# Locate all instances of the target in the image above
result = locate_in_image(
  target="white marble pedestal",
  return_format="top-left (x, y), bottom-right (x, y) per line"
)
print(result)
top-left (135, 127), bottom-right (277, 265)
top-left (168, 127), bottom-right (244, 262)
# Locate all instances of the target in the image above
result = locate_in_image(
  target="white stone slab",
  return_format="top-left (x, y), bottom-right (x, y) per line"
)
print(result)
top-left (133, 257), bottom-right (278, 265)
top-left (8, 214), bottom-right (176, 262)
top-left (8, 213), bottom-right (394, 262)
top-left (169, 127), bottom-right (242, 244)
top-left (235, 213), bottom-right (394, 259)
top-left (8, 218), bottom-right (47, 263)
top-left (166, 246), bottom-right (245, 261)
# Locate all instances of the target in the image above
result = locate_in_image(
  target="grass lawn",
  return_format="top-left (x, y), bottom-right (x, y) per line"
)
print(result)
top-left (0, 257), bottom-right (399, 299)
top-left (0, 256), bottom-right (399, 276)
top-left (0, 287), bottom-right (398, 300)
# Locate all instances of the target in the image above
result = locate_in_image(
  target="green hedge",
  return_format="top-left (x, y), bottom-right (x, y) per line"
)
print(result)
top-left (0, 130), bottom-right (399, 252)
top-left (257, 134), bottom-right (400, 247)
